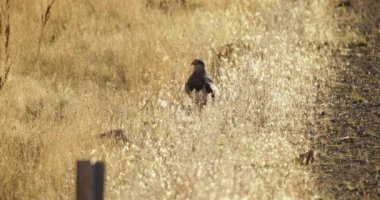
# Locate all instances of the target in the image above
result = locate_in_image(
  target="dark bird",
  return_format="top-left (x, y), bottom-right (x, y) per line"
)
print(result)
top-left (185, 59), bottom-right (216, 106)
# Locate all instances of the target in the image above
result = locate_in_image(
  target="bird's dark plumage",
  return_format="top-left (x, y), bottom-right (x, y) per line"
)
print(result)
top-left (185, 59), bottom-right (215, 105)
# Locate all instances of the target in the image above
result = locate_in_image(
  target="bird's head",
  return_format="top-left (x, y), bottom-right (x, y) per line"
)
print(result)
top-left (191, 59), bottom-right (205, 72)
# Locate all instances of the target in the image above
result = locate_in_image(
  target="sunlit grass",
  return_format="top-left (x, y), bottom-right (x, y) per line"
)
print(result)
top-left (0, 0), bottom-right (365, 199)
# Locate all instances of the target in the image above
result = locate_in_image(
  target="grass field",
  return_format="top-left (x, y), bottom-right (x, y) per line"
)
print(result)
top-left (0, 0), bottom-right (377, 199)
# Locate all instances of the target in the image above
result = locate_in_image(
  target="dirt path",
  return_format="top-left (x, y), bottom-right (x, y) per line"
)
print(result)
top-left (313, 32), bottom-right (380, 199)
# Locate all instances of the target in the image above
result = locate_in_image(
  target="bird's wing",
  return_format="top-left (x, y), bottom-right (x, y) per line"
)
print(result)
top-left (204, 82), bottom-right (215, 98)
top-left (185, 83), bottom-right (191, 95)
top-left (204, 73), bottom-right (213, 83)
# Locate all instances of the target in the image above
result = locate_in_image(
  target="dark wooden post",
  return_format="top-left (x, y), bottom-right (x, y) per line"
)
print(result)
top-left (76, 161), bottom-right (105, 200)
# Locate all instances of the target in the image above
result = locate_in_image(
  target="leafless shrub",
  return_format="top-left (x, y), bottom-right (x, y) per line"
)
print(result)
top-left (210, 40), bottom-right (254, 80)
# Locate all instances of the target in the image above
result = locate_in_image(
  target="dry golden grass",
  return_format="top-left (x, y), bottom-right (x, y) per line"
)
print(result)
top-left (0, 0), bottom-right (370, 199)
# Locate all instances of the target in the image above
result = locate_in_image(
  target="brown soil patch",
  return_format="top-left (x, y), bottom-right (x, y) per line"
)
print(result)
top-left (313, 34), bottom-right (380, 199)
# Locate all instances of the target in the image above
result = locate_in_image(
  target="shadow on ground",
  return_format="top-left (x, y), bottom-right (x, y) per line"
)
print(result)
top-left (312, 32), bottom-right (380, 199)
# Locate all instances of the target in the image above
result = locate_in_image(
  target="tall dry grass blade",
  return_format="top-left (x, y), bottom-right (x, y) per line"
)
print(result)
top-left (35, 0), bottom-right (56, 63)
top-left (0, 0), bottom-right (11, 91)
